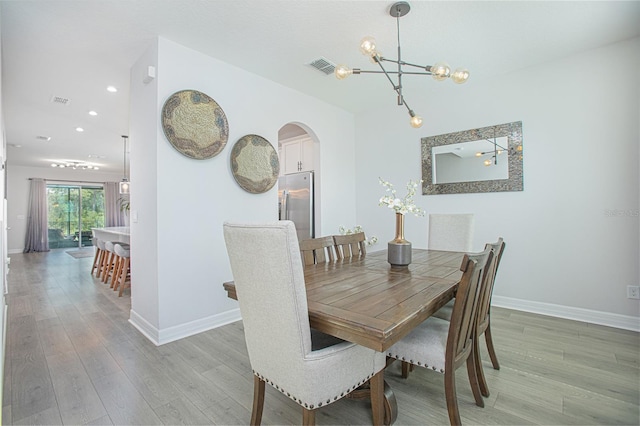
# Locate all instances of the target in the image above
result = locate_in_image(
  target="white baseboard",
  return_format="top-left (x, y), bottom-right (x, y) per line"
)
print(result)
top-left (492, 296), bottom-right (640, 332)
top-left (8, 249), bottom-right (22, 255)
top-left (129, 308), bottom-right (242, 346)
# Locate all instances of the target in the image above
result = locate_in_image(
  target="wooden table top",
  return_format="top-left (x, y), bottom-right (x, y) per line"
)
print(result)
top-left (223, 249), bottom-right (466, 352)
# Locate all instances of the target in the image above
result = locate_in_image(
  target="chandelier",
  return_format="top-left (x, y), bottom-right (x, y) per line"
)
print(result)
top-left (476, 136), bottom-right (507, 167)
top-left (335, 1), bottom-right (469, 128)
top-left (51, 161), bottom-right (99, 170)
top-left (119, 135), bottom-right (130, 194)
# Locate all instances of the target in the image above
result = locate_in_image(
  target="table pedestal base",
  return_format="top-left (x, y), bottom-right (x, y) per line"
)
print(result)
top-left (347, 380), bottom-right (398, 425)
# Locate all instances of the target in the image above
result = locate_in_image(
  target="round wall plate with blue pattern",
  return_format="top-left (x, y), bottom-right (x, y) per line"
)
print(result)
top-left (161, 90), bottom-right (229, 159)
top-left (230, 135), bottom-right (280, 194)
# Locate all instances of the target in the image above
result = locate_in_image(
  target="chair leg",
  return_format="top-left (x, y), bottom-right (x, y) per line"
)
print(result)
top-left (370, 369), bottom-right (384, 426)
top-left (466, 348), bottom-right (484, 408)
top-left (250, 376), bottom-right (265, 426)
top-left (484, 323), bottom-right (500, 370)
top-left (102, 252), bottom-right (114, 283)
top-left (111, 255), bottom-right (122, 289)
top-left (118, 258), bottom-right (130, 297)
top-left (90, 248), bottom-right (101, 275)
top-left (444, 369), bottom-right (461, 426)
top-left (302, 408), bottom-right (316, 426)
top-left (96, 249), bottom-right (107, 278)
top-left (401, 361), bottom-right (410, 378)
top-left (474, 334), bottom-right (490, 397)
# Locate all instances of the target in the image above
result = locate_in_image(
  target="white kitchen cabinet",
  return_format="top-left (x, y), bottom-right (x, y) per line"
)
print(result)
top-left (280, 136), bottom-right (314, 175)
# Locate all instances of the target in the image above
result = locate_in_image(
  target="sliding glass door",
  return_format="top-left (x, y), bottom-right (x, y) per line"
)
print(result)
top-left (47, 184), bottom-right (105, 249)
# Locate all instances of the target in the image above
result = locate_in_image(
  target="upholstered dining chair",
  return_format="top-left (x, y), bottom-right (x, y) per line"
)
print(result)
top-left (223, 221), bottom-right (386, 425)
top-left (387, 247), bottom-right (493, 426)
top-left (432, 239), bottom-right (505, 396)
top-left (299, 235), bottom-right (336, 266)
top-left (428, 214), bottom-right (475, 252)
top-left (333, 232), bottom-right (367, 260)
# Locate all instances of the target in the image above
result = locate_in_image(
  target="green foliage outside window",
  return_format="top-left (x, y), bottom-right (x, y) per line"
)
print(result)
top-left (47, 186), bottom-right (105, 246)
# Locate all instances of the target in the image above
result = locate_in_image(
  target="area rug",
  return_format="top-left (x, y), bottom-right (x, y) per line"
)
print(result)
top-left (66, 249), bottom-right (95, 259)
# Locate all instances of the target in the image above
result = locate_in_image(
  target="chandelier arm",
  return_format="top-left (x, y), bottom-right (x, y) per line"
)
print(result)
top-left (379, 57), bottom-right (433, 73)
top-left (373, 59), bottom-right (414, 114)
top-left (354, 70), bottom-right (432, 76)
top-left (373, 57), bottom-right (402, 95)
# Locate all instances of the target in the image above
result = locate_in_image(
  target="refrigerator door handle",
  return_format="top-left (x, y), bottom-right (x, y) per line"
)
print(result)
top-left (282, 190), bottom-right (289, 220)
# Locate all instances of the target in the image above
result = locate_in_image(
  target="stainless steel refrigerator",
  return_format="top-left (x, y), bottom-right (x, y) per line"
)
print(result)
top-left (278, 171), bottom-right (314, 241)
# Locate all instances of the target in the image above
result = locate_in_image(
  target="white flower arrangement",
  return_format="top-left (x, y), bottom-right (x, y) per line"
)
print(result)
top-left (378, 177), bottom-right (425, 217)
top-left (338, 225), bottom-right (378, 246)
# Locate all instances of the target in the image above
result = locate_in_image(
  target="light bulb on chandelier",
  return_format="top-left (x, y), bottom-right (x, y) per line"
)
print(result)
top-left (335, 1), bottom-right (469, 128)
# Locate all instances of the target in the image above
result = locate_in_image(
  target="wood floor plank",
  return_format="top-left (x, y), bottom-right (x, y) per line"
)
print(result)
top-left (10, 350), bottom-right (57, 422)
top-left (45, 351), bottom-right (108, 425)
top-left (91, 370), bottom-right (162, 425)
top-left (562, 394), bottom-right (640, 425)
top-left (12, 405), bottom-right (62, 426)
top-left (198, 396), bottom-right (251, 426)
top-left (153, 396), bottom-right (212, 425)
top-left (76, 344), bottom-right (123, 381)
top-left (36, 317), bottom-right (76, 357)
top-left (104, 338), bottom-right (182, 408)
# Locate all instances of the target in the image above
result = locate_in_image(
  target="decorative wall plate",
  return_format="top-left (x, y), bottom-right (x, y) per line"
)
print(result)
top-left (161, 90), bottom-right (229, 159)
top-left (230, 135), bottom-right (280, 194)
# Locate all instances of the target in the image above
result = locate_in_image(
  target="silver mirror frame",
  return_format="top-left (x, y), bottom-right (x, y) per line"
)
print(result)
top-left (421, 121), bottom-right (523, 195)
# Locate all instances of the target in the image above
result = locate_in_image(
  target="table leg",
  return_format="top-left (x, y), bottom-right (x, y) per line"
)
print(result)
top-left (347, 377), bottom-right (398, 425)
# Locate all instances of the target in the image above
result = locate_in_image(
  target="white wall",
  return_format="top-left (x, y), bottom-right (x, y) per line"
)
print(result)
top-left (7, 165), bottom-right (122, 253)
top-left (354, 38), bottom-right (640, 329)
top-left (128, 37), bottom-right (357, 343)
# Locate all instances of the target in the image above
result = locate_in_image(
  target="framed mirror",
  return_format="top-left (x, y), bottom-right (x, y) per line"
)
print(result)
top-left (421, 121), bottom-right (523, 195)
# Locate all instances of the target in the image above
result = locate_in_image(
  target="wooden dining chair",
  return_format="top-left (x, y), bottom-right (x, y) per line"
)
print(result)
top-left (387, 247), bottom-right (493, 426)
top-left (333, 232), bottom-right (366, 260)
top-left (432, 238), bottom-right (505, 397)
top-left (428, 214), bottom-right (474, 252)
top-left (299, 236), bottom-right (336, 266)
top-left (223, 221), bottom-right (386, 425)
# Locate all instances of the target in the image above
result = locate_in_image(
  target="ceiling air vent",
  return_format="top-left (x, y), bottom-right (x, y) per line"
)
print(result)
top-left (50, 95), bottom-right (71, 106)
top-left (36, 135), bottom-right (51, 141)
top-left (307, 57), bottom-right (336, 76)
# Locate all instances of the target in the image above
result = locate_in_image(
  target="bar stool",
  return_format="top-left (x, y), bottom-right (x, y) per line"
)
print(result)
top-left (113, 243), bottom-right (131, 297)
top-left (102, 241), bottom-right (121, 284)
top-left (95, 239), bottom-right (112, 279)
top-left (90, 237), bottom-right (102, 276)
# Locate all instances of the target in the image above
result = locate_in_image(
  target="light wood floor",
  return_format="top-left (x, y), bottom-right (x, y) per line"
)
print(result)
top-left (2, 249), bottom-right (639, 425)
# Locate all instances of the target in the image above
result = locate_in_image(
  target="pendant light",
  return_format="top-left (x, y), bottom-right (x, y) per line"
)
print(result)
top-left (119, 135), bottom-right (130, 194)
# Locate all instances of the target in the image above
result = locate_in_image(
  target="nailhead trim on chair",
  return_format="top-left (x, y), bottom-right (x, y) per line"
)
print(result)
top-left (387, 353), bottom-right (445, 373)
top-left (253, 370), bottom-right (376, 409)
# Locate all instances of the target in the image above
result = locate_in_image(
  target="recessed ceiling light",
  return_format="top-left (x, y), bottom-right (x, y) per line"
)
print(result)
top-left (36, 135), bottom-right (51, 141)
top-left (107, 86), bottom-right (118, 93)
top-left (76, 127), bottom-right (84, 132)
top-left (10, 144), bottom-right (22, 148)
top-left (89, 110), bottom-right (98, 116)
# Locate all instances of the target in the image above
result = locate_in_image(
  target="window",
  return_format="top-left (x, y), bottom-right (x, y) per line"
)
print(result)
top-left (47, 184), bottom-right (105, 249)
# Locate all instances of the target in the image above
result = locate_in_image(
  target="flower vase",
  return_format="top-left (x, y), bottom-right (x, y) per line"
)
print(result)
top-left (388, 212), bottom-right (412, 267)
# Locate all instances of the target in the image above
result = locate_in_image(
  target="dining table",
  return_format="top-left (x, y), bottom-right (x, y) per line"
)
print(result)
top-left (223, 248), bottom-right (467, 425)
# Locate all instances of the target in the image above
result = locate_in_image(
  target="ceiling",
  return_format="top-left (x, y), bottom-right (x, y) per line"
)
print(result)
top-left (2, 0), bottom-right (639, 173)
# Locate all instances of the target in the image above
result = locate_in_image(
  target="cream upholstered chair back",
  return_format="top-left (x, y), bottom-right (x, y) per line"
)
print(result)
top-left (428, 214), bottom-right (475, 252)
top-left (223, 221), bottom-right (386, 424)
top-left (223, 221), bottom-right (311, 373)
